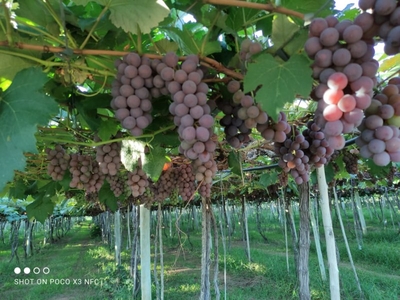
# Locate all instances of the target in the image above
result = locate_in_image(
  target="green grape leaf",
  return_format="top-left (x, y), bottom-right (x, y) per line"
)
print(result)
top-left (97, 119), bottom-right (120, 141)
top-left (333, 155), bottom-right (350, 180)
top-left (59, 170), bottom-right (72, 192)
top-left (283, 28), bottom-right (309, 56)
top-left (259, 171), bottom-right (278, 188)
top-left (76, 94), bottom-right (112, 110)
top-left (228, 151), bottom-right (242, 177)
top-left (270, 15), bottom-right (300, 51)
top-left (149, 39), bottom-right (179, 54)
top-left (73, 0), bottom-right (170, 35)
top-left (143, 145), bottom-right (167, 182)
top-left (0, 33), bottom-right (37, 80)
top-left (99, 181), bottom-right (118, 211)
top-left (323, 163), bottom-right (335, 184)
top-left (226, 6), bottom-right (261, 32)
top-left (365, 159), bottom-right (391, 177)
top-left (281, 0), bottom-right (334, 17)
top-left (160, 27), bottom-right (221, 56)
top-left (256, 15), bottom-right (273, 36)
top-left (0, 53), bottom-right (36, 81)
top-left (26, 197), bottom-right (54, 223)
top-left (75, 100), bottom-right (101, 131)
top-left (0, 68), bottom-right (58, 191)
top-left (26, 181), bottom-right (60, 223)
top-left (16, 0), bottom-right (59, 32)
top-left (8, 179), bottom-right (28, 200)
top-left (243, 53), bottom-right (313, 121)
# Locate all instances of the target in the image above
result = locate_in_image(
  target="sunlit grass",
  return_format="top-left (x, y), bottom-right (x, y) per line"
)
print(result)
top-left (0, 207), bottom-right (399, 299)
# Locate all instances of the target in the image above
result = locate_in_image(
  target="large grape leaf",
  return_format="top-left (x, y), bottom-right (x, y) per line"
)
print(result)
top-left (270, 15), bottom-right (300, 51)
top-left (226, 6), bottom-right (261, 32)
top-left (228, 151), bottom-right (242, 177)
top-left (26, 181), bottom-right (60, 223)
top-left (99, 181), bottom-right (118, 211)
top-left (243, 53), bottom-right (313, 121)
top-left (161, 27), bottom-right (221, 56)
top-left (97, 119), bottom-right (120, 141)
top-left (259, 171), bottom-right (278, 188)
top-left (0, 53), bottom-right (36, 81)
top-left (72, 0), bottom-right (170, 35)
top-left (0, 68), bottom-right (58, 191)
top-left (16, 0), bottom-right (59, 31)
top-left (281, 0), bottom-right (334, 17)
top-left (26, 196), bottom-right (55, 223)
top-left (143, 145), bottom-right (167, 182)
top-left (0, 33), bottom-right (37, 81)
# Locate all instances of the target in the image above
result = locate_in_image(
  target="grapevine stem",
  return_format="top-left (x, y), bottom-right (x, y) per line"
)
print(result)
top-left (148, 34), bottom-right (162, 55)
top-left (43, 0), bottom-right (77, 48)
top-left (1, 0), bottom-right (13, 44)
top-left (37, 125), bottom-right (176, 147)
top-left (0, 41), bottom-right (245, 80)
top-left (137, 25), bottom-right (143, 54)
top-left (0, 18), bottom-right (7, 37)
top-left (75, 76), bottom-right (108, 97)
top-left (201, 57), bottom-right (244, 80)
top-left (201, 10), bottom-right (220, 56)
top-left (203, 0), bottom-right (305, 19)
top-left (79, 5), bottom-right (109, 49)
top-left (15, 17), bottom-right (66, 45)
top-left (0, 49), bottom-right (60, 67)
top-left (243, 13), bottom-right (274, 28)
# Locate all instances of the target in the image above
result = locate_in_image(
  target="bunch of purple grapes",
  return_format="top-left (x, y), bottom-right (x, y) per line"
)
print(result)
top-left (220, 80), bottom-right (288, 148)
top-left (342, 149), bottom-right (359, 174)
top-left (302, 120), bottom-right (334, 167)
top-left (69, 154), bottom-right (104, 193)
top-left (256, 111), bottom-right (291, 143)
top-left (46, 145), bottom-right (70, 181)
top-left (111, 53), bottom-right (166, 136)
top-left (218, 81), bottom-right (250, 148)
top-left (154, 166), bottom-right (178, 201)
top-left (166, 55), bottom-right (215, 162)
top-left (239, 39), bottom-right (263, 65)
top-left (95, 142), bottom-right (122, 176)
top-left (106, 175), bottom-right (126, 198)
top-left (177, 163), bottom-right (196, 201)
top-left (192, 158), bottom-right (218, 198)
top-left (163, 54), bottom-right (218, 197)
top-left (274, 127), bottom-right (312, 184)
top-left (306, 15), bottom-right (378, 83)
top-left (358, 0), bottom-right (400, 55)
top-left (356, 78), bottom-right (400, 166)
top-left (274, 120), bottom-right (334, 184)
top-left (305, 14), bottom-right (379, 150)
top-left (127, 165), bottom-right (149, 197)
top-left (313, 72), bottom-right (372, 150)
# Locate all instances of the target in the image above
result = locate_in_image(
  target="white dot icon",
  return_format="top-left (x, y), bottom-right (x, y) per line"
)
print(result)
top-left (24, 267), bottom-right (31, 274)
top-left (14, 267), bottom-right (21, 274)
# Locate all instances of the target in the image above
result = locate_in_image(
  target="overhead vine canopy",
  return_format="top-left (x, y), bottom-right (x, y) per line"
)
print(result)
top-left (1, 0), bottom-right (400, 221)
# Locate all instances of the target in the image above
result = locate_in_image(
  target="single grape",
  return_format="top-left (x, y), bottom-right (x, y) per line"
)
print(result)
top-left (342, 24), bottom-right (363, 43)
top-left (327, 72), bottom-right (348, 90)
top-left (323, 104), bottom-right (343, 121)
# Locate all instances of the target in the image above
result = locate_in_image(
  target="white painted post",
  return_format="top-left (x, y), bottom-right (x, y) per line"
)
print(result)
top-left (140, 204), bottom-right (151, 300)
top-left (114, 210), bottom-right (121, 265)
top-left (316, 167), bottom-right (340, 300)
